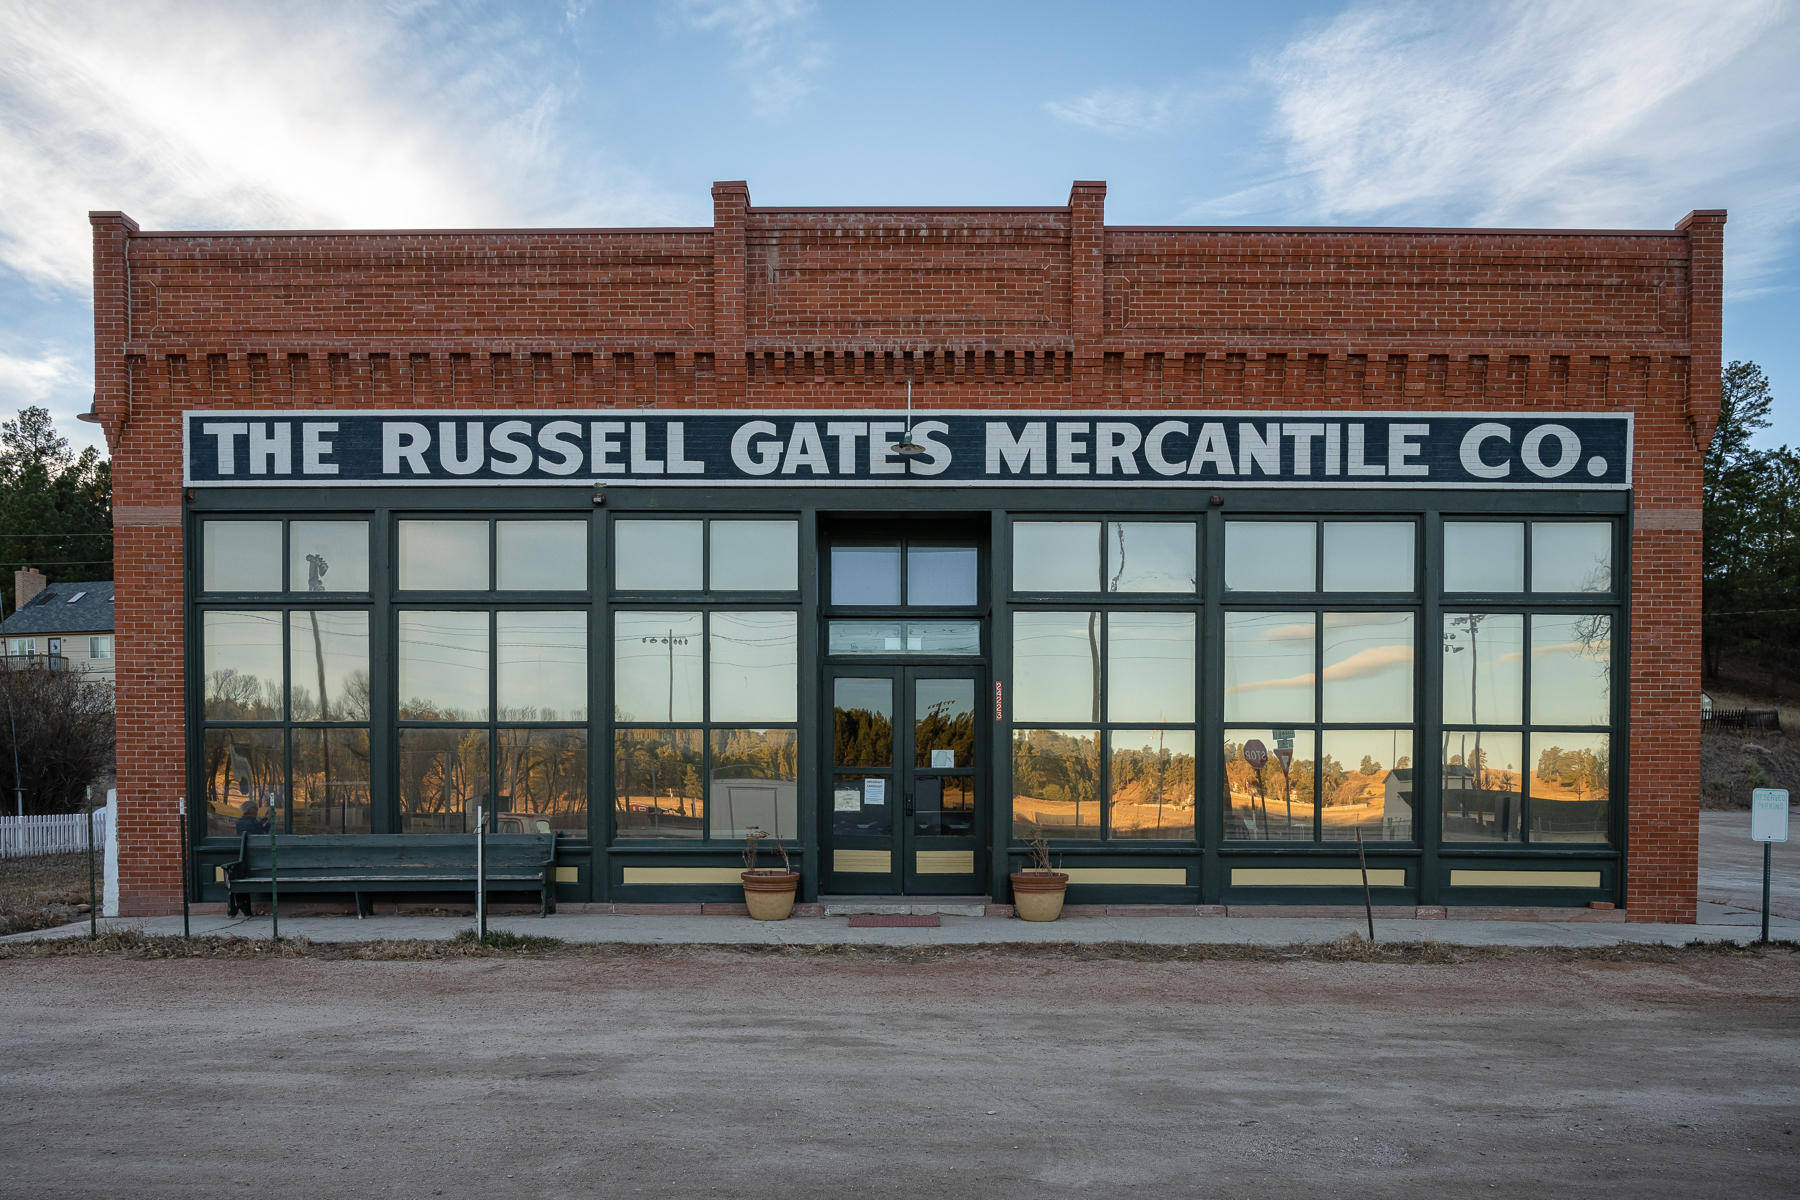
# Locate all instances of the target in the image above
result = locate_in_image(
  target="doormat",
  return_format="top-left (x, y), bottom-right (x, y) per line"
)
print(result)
top-left (847, 914), bottom-right (942, 928)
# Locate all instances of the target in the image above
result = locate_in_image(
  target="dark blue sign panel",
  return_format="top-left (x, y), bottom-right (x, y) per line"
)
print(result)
top-left (184, 410), bottom-right (1632, 489)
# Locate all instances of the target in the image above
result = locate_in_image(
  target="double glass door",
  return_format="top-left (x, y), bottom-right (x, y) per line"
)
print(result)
top-left (826, 666), bottom-right (985, 895)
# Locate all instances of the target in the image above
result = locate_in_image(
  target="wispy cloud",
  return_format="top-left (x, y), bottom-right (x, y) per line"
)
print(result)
top-left (1044, 86), bottom-right (1199, 136)
top-left (0, 348), bottom-right (83, 408)
top-left (673, 0), bottom-right (827, 118)
top-left (1228, 643), bottom-right (1413, 695)
top-left (0, 0), bottom-right (692, 295)
top-left (1225, 0), bottom-right (1799, 295)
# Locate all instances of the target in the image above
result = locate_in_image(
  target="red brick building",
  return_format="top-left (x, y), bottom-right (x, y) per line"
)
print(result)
top-left (89, 181), bottom-right (1722, 921)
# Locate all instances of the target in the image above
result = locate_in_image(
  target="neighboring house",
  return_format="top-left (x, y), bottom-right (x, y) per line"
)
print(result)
top-left (1, 567), bottom-right (116, 684)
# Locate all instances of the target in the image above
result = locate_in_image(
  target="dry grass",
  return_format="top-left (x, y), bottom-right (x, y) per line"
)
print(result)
top-left (3, 928), bottom-right (1794, 965)
top-left (0, 853), bottom-right (98, 937)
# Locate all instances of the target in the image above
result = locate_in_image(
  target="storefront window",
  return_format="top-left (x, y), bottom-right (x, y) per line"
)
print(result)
top-left (1322, 522), bottom-right (1415, 592)
top-left (1107, 522), bottom-right (1197, 594)
top-left (398, 520), bottom-right (487, 590)
top-left (710, 521), bottom-right (799, 591)
top-left (496, 521), bottom-right (587, 591)
top-left (615, 519), bottom-right (704, 590)
top-left (290, 521), bottom-right (370, 593)
top-left (202, 520), bottom-right (283, 592)
top-left (1013, 521), bottom-right (1099, 592)
top-left (1224, 521), bottom-right (1314, 592)
top-left (1531, 523), bottom-right (1612, 593)
top-left (1444, 521), bottom-right (1524, 592)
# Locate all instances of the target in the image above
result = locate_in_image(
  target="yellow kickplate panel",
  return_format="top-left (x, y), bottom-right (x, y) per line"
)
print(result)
top-left (916, 850), bottom-right (976, 874)
top-left (620, 867), bottom-right (746, 885)
top-left (554, 867), bottom-right (579, 884)
top-left (215, 867), bottom-right (226, 882)
top-left (833, 849), bottom-right (892, 874)
top-left (1060, 867), bottom-right (1187, 885)
top-left (1449, 869), bottom-right (1602, 889)
top-left (1231, 867), bottom-right (1406, 887)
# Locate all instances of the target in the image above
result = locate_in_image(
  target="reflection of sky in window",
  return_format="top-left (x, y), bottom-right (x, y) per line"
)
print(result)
top-left (613, 611), bottom-right (703, 722)
top-left (203, 609), bottom-right (285, 718)
top-left (398, 610), bottom-right (489, 719)
top-left (1444, 522), bottom-right (1523, 592)
top-left (290, 521), bottom-right (369, 592)
top-left (1223, 611), bottom-right (1314, 721)
top-left (1531, 523), bottom-right (1612, 593)
top-left (1108, 522), bottom-right (1196, 593)
top-left (1442, 614), bottom-right (1523, 724)
top-left (1321, 611), bottom-right (1413, 722)
top-left (497, 611), bottom-right (587, 720)
top-left (710, 611), bottom-right (797, 722)
top-left (1320, 728), bottom-right (1413, 771)
top-left (1225, 522), bottom-right (1314, 592)
top-left (616, 520), bottom-right (703, 590)
top-left (1107, 612), bottom-right (1194, 722)
top-left (1013, 611), bottom-right (1098, 722)
top-left (1323, 522), bottom-right (1414, 592)
top-left (1014, 522), bottom-right (1099, 592)
top-left (713, 521), bottom-right (798, 592)
top-left (204, 521), bottom-right (282, 591)
top-left (1528, 615), bottom-right (1611, 725)
top-left (497, 521), bottom-right (587, 591)
top-left (398, 520), bottom-right (487, 590)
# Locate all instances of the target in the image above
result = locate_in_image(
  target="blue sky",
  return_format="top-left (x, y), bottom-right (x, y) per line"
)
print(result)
top-left (2, 0), bottom-right (1796, 454)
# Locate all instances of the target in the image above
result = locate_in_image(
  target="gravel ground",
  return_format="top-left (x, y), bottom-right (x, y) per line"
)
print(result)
top-left (2, 952), bottom-right (1796, 1199)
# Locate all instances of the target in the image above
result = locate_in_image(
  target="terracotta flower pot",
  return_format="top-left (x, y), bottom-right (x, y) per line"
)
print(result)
top-left (741, 870), bottom-right (800, 921)
top-left (1010, 870), bottom-right (1069, 922)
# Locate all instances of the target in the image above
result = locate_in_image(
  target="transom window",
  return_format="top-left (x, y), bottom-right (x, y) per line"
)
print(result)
top-left (1224, 519), bottom-right (1417, 594)
top-left (1443, 520), bottom-right (1613, 594)
top-left (1012, 519), bottom-right (1198, 594)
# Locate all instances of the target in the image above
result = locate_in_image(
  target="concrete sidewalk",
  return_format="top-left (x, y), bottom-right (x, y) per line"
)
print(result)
top-left (10, 899), bottom-right (1798, 948)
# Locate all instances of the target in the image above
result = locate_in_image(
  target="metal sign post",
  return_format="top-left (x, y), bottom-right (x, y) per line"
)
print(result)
top-left (177, 797), bottom-right (191, 939)
top-left (476, 805), bottom-right (487, 941)
top-left (86, 786), bottom-right (97, 940)
top-left (1750, 788), bottom-right (1789, 946)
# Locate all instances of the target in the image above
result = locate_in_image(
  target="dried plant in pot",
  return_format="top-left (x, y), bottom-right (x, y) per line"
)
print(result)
top-left (1010, 832), bottom-right (1069, 922)
top-left (741, 830), bottom-right (800, 921)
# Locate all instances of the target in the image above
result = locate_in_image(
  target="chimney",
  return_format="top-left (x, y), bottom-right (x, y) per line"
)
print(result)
top-left (15, 566), bottom-right (47, 609)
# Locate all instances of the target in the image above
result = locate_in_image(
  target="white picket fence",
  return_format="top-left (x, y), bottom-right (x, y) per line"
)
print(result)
top-left (0, 809), bottom-right (111, 859)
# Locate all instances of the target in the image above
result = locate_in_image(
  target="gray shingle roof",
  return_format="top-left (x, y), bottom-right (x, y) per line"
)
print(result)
top-left (1, 581), bottom-right (114, 635)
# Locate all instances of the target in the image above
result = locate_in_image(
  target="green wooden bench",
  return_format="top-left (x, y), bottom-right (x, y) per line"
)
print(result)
top-left (223, 834), bottom-right (558, 918)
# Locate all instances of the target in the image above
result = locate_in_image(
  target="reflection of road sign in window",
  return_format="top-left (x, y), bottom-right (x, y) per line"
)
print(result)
top-left (1272, 727), bottom-right (1294, 742)
top-left (1273, 746), bottom-right (1293, 771)
top-left (1275, 736), bottom-right (1294, 750)
top-left (1244, 740), bottom-right (1268, 770)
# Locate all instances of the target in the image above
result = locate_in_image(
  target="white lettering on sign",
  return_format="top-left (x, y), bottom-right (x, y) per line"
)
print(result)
top-left (301, 422), bottom-right (338, 475)
top-left (1460, 423), bottom-right (1511, 479)
top-left (202, 421), bottom-right (249, 475)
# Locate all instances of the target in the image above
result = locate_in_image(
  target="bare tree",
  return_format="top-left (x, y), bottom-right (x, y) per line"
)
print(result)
top-left (0, 662), bottom-right (114, 813)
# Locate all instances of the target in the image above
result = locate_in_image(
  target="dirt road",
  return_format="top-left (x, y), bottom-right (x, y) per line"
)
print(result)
top-left (3, 951), bottom-right (1796, 1198)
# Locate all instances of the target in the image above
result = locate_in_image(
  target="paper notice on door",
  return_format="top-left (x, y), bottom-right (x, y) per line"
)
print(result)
top-left (864, 778), bottom-right (887, 806)
top-left (930, 749), bottom-right (954, 768)
top-left (833, 788), bottom-right (862, 813)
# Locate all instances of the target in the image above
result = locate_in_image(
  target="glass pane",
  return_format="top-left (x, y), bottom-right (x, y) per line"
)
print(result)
top-left (831, 545), bottom-right (901, 605)
top-left (496, 521), bottom-right (588, 591)
top-left (1012, 521), bottom-right (1099, 592)
top-left (1108, 729), bottom-right (1196, 840)
top-left (496, 727), bottom-right (587, 835)
top-left (1011, 728), bottom-right (1100, 839)
top-left (710, 610), bottom-right (798, 722)
top-left (711, 520), bottom-right (798, 591)
top-left (613, 728), bottom-right (703, 839)
top-left (828, 620), bottom-right (905, 655)
top-left (1224, 521), bottom-right (1315, 592)
top-left (612, 611), bottom-right (703, 723)
top-left (1321, 730), bottom-right (1413, 842)
top-left (1012, 611), bottom-right (1100, 723)
top-left (916, 775), bottom-right (976, 838)
top-left (708, 728), bottom-right (798, 839)
top-left (1529, 732), bottom-right (1611, 844)
top-left (1441, 613), bottom-right (1524, 725)
top-left (1108, 611), bottom-right (1196, 723)
top-left (1223, 611), bottom-right (1315, 723)
top-left (398, 520), bottom-right (488, 590)
top-left (1530, 614), bottom-right (1611, 726)
top-left (1107, 522), bottom-right (1197, 594)
top-left (397, 610), bottom-right (489, 721)
top-left (906, 621), bottom-right (981, 655)
top-left (497, 611), bottom-right (587, 721)
top-left (832, 773), bottom-right (893, 837)
top-left (398, 727), bottom-right (489, 833)
top-left (908, 546), bottom-right (979, 606)
top-left (201, 728), bottom-right (283, 837)
top-left (1444, 521), bottom-right (1523, 592)
top-left (1323, 522), bottom-right (1415, 592)
top-left (1441, 730), bottom-right (1523, 843)
top-left (915, 678), bottom-right (975, 768)
top-left (289, 521), bottom-right (369, 593)
top-left (834, 677), bottom-right (894, 767)
top-left (202, 521), bottom-right (282, 592)
top-left (1532, 523), bottom-right (1612, 593)
top-left (1321, 611), bottom-right (1414, 723)
top-left (1224, 729), bottom-right (1316, 842)
top-left (203, 610), bottom-right (284, 721)
top-left (292, 727), bottom-right (372, 834)
top-left (614, 519), bottom-right (703, 591)
top-left (829, 620), bottom-right (981, 655)
top-left (287, 610), bottom-right (371, 721)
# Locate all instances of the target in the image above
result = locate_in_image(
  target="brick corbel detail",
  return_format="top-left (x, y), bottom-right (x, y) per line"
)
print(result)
top-left (1676, 209), bottom-right (1726, 453)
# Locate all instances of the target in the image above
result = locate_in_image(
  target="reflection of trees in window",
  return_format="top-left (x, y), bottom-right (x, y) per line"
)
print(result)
top-left (613, 729), bottom-right (704, 837)
top-left (915, 698), bottom-right (974, 762)
top-left (1108, 733), bottom-right (1196, 837)
top-left (1010, 729), bottom-right (1100, 837)
top-left (833, 707), bottom-right (892, 767)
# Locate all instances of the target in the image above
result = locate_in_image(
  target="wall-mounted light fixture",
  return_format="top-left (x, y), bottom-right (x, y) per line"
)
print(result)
top-left (889, 380), bottom-right (926, 457)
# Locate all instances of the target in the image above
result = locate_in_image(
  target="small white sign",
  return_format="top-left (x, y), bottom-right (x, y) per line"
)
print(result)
top-left (1751, 788), bottom-right (1790, 843)
top-left (864, 778), bottom-right (887, 806)
top-left (931, 749), bottom-right (955, 768)
top-left (833, 788), bottom-right (861, 813)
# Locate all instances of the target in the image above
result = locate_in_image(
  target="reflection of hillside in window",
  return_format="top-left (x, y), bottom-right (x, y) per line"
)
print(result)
top-left (1109, 730), bottom-right (1196, 839)
top-left (1010, 728), bottom-right (1101, 838)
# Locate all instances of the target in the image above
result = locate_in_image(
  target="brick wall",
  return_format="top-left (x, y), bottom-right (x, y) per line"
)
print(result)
top-left (91, 183), bottom-right (1722, 921)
